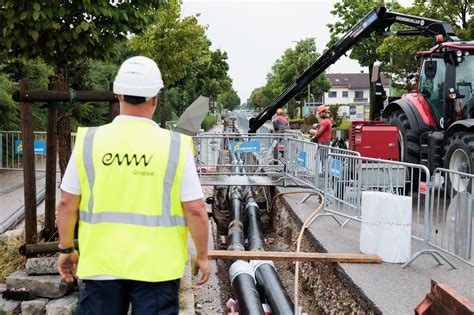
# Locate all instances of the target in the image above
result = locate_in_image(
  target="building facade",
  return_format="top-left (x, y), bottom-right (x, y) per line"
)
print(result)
top-left (322, 72), bottom-right (389, 119)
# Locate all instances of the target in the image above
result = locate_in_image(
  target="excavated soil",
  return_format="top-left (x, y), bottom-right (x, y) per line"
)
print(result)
top-left (270, 193), bottom-right (378, 314)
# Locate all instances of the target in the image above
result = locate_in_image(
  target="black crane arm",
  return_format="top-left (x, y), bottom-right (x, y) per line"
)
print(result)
top-left (248, 6), bottom-right (459, 133)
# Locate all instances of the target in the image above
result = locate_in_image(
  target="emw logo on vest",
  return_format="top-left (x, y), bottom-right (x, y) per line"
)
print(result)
top-left (102, 153), bottom-right (153, 167)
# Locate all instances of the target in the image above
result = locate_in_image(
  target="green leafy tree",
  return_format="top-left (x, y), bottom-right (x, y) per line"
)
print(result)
top-left (261, 38), bottom-right (331, 118)
top-left (0, 69), bottom-right (18, 130)
top-left (68, 59), bottom-right (119, 129)
top-left (1, 58), bottom-right (56, 130)
top-left (0, 0), bottom-right (166, 175)
top-left (129, 3), bottom-right (209, 126)
top-left (247, 86), bottom-right (279, 111)
top-left (0, 1), bottom-right (165, 70)
top-left (216, 89), bottom-right (241, 112)
top-left (130, 4), bottom-right (237, 123)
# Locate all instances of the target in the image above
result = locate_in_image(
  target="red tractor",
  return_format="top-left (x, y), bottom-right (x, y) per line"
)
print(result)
top-left (383, 42), bottom-right (474, 179)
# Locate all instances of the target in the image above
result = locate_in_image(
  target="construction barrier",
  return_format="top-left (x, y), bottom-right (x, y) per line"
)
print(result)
top-left (194, 133), bottom-right (291, 177)
top-left (285, 138), bottom-right (319, 189)
top-left (0, 131), bottom-right (47, 171)
top-left (428, 168), bottom-right (474, 267)
top-left (0, 131), bottom-right (76, 171)
top-left (315, 153), bottom-right (456, 268)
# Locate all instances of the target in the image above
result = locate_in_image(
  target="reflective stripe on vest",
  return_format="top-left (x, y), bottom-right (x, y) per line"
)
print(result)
top-left (80, 127), bottom-right (185, 227)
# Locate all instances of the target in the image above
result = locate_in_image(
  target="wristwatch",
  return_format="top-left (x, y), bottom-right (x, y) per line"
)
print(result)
top-left (58, 244), bottom-right (75, 254)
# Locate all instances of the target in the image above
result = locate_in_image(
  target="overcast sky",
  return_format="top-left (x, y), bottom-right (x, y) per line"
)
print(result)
top-left (181, 0), bottom-right (413, 102)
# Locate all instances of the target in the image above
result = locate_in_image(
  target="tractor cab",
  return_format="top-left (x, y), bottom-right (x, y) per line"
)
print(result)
top-left (417, 42), bottom-right (474, 129)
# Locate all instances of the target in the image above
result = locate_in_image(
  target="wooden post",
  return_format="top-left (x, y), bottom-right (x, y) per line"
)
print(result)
top-left (109, 101), bottom-right (120, 122)
top-left (20, 80), bottom-right (37, 244)
top-left (44, 77), bottom-right (63, 241)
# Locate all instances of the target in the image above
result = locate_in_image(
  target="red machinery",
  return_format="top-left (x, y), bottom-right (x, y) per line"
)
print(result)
top-left (349, 121), bottom-right (400, 160)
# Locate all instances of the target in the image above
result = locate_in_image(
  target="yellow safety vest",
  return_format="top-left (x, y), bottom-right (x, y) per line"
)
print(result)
top-left (75, 119), bottom-right (192, 282)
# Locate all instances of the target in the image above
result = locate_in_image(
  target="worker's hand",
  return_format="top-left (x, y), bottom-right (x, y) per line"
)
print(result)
top-left (58, 250), bottom-right (79, 283)
top-left (192, 256), bottom-right (212, 285)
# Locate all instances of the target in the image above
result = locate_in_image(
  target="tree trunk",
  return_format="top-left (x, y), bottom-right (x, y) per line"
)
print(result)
top-left (43, 76), bottom-right (64, 241)
top-left (57, 115), bottom-right (71, 179)
top-left (159, 88), bottom-right (166, 128)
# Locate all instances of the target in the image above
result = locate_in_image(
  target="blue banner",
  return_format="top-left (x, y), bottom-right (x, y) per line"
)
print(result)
top-left (15, 140), bottom-right (47, 155)
top-left (230, 140), bottom-right (260, 154)
top-left (329, 159), bottom-right (342, 178)
top-left (297, 151), bottom-right (307, 167)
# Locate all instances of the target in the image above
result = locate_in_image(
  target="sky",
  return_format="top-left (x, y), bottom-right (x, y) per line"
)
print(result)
top-left (181, 0), bottom-right (414, 103)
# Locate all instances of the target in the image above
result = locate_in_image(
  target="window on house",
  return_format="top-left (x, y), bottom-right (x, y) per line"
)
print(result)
top-left (328, 91), bottom-right (337, 98)
top-left (342, 91), bottom-right (348, 98)
top-left (354, 91), bottom-right (364, 99)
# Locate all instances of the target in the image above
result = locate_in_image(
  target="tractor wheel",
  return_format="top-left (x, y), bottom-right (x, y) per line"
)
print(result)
top-left (387, 111), bottom-right (420, 164)
top-left (388, 111), bottom-right (422, 189)
top-left (443, 132), bottom-right (474, 192)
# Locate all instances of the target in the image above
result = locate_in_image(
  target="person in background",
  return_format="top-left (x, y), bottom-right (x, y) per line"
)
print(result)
top-left (311, 105), bottom-right (332, 145)
top-left (272, 108), bottom-right (288, 133)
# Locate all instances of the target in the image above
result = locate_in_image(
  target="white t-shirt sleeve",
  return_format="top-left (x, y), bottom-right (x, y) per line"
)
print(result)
top-left (60, 148), bottom-right (81, 195)
top-left (180, 148), bottom-right (205, 202)
top-left (59, 145), bottom-right (204, 201)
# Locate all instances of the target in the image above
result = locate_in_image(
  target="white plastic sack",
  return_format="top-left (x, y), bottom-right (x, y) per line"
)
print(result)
top-left (360, 191), bottom-right (412, 263)
top-left (360, 191), bottom-right (383, 254)
top-left (376, 193), bottom-right (412, 263)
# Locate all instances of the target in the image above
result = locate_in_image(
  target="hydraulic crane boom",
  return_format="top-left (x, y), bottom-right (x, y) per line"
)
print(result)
top-left (248, 6), bottom-right (459, 133)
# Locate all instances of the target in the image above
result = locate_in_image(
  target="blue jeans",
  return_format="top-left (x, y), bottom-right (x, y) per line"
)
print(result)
top-left (76, 279), bottom-right (180, 315)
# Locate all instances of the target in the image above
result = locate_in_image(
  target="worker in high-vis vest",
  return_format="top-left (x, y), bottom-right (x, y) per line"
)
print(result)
top-left (56, 56), bottom-right (211, 314)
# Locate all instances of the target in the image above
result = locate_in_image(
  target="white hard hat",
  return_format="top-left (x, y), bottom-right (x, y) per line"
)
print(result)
top-left (113, 56), bottom-right (164, 97)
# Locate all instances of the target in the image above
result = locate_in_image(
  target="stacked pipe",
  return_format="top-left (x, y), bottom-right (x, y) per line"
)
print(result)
top-left (227, 141), bottom-right (293, 314)
top-left (227, 158), bottom-right (264, 314)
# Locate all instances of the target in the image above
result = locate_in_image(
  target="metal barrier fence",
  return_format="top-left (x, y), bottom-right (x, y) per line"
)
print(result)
top-left (194, 133), bottom-right (291, 177)
top-left (314, 153), bottom-right (455, 268)
top-left (428, 168), bottom-right (474, 266)
top-left (193, 129), bottom-right (474, 268)
top-left (285, 138), bottom-right (319, 189)
top-left (0, 131), bottom-right (76, 171)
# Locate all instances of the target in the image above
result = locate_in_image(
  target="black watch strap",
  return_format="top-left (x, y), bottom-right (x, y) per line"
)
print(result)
top-left (58, 245), bottom-right (75, 254)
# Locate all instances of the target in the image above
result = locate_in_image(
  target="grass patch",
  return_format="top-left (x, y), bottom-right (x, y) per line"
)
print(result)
top-left (0, 233), bottom-right (26, 283)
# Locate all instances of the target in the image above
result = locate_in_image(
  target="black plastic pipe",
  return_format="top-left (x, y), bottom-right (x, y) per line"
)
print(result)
top-left (229, 261), bottom-right (264, 315)
top-left (252, 261), bottom-right (294, 315)
top-left (228, 186), bottom-right (244, 251)
top-left (245, 197), bottom-right (265, 251)
top-left (245, 192), bottom-right (295, 314)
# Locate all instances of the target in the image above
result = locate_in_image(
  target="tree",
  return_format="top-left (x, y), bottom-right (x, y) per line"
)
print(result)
top-left (0, 69), bottom-right (18, 131)
top-left (0, 0), bottom-right (166, 175)
top-left (130, 4), bottom-right (238, 122)
top-left (216, 89), bottom-right (240, 112)
top-left (68, 59), bottom-right (119, 129)
top-left (129, 3), bottom-right (209, 126)
top-left (257, 38), bottom-right (331, 118)
top-left (0, 1), bottom-right (165, 70)
top-left (0, 58), bottom-right (56, 130)
top-left (246, 86), bottom-right (278, 111)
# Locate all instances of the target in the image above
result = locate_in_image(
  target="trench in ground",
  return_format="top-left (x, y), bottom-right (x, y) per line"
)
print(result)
top-left (207, 185), bottom-right (379, 314)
